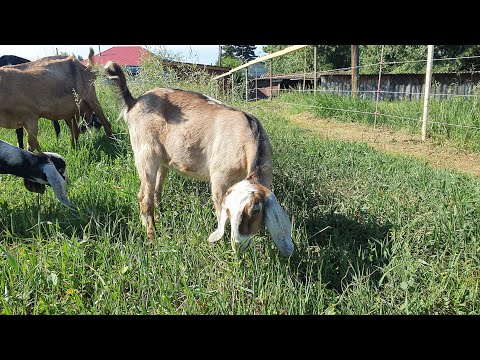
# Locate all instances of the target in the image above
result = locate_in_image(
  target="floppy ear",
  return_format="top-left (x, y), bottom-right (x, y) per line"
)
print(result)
top-left (208, 205), bottom-right (228, 243)
top-left (264, 191), bottom-right (294, 257)
top-left (43, 162), bottom-right (71, 206)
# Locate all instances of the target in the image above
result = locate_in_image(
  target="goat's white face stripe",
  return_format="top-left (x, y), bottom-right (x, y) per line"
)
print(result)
top-left (224, 180), bottom-right (260, 250)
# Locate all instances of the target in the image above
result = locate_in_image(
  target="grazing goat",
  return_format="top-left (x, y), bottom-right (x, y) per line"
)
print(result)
top-left (105, 61), bottom-right (294, 257)
top-left (0, 48), bottom-right (113, 152)
top-left (0, 140), bottom-right (71, 205)
top-left (0, 54), bottom-right (61, 148)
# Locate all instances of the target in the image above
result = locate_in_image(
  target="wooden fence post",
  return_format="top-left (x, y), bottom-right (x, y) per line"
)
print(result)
top-left (351, 45), bottom-right (359, 98)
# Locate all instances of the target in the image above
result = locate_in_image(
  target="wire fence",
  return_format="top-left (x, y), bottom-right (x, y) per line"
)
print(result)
top-left (218, 45), bottom-right (480, 140)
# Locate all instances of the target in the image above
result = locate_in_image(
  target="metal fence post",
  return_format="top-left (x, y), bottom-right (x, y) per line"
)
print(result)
top-left (422, 45), bottom-right (434, 142)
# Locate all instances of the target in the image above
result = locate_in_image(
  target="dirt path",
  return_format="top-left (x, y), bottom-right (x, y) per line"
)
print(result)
top-left (290, 112), bottom-right (480, 178)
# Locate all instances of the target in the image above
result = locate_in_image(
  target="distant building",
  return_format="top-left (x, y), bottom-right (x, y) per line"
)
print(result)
top-left (84, 46), bottom-right (230, 77)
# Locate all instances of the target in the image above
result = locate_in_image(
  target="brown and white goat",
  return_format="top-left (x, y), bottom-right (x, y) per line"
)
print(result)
top-left (105, 61), bottom-right (294, 257)
top-left (0, 48), bottom-right (113, 151)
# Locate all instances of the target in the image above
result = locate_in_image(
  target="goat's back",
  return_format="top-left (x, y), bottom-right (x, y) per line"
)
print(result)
top-left (124, 88), bottom-right (272, 185)
top-left (0, 56), bottom-right (96, 121)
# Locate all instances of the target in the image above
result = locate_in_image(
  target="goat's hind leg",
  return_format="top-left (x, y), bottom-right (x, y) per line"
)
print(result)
top-left (136, 155), bottom-right (159, 242)
top-left (15, 128), bottom-right (24, 149)
top-left (154, 166), bottom-right (169, 212)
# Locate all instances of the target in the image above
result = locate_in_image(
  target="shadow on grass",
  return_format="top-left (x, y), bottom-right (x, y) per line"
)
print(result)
top-left (0, 193), bottom-right (138, 246)
top-left (274, 173), bottom-right (393, 293)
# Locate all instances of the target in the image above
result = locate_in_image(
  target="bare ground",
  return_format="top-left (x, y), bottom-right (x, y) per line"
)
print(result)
top-left (289, 112), bottom-right (480, 178)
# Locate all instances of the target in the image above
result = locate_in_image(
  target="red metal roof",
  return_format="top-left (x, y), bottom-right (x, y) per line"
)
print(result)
top-left (86, 46), bottom-right (152, 66)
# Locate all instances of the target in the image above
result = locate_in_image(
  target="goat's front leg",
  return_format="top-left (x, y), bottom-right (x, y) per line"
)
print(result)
top-left (24, 119), bottom-right (41, 152)
top-left (207, 178), bottom-right (230, 243)
top-left (65, 116), bottom-right (80, 148)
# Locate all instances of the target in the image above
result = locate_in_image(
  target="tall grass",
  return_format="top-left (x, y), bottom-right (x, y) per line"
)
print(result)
top-left (1, 64), bottom-right (480, 314)
top-left (275, 91), bottom-right (480, 152)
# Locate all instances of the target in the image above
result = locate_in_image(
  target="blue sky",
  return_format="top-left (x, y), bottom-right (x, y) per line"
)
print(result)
top-left (0, 45), bottom-right (267, 65)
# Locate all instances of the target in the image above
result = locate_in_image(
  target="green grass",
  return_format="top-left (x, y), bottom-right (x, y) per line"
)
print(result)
top-left (1, 75), bottom-right (480, 314)
top-left (275, 91), bottom-right (480, 152)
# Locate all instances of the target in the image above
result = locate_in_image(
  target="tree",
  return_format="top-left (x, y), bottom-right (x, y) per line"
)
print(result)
top-left (220, 56), bottom-right (242, 68)
top-left (221, 45), bottom-right (257, 64)
top-left (263, 45), bottom-right (480, 75)
top-left (262, 45), bottom-right (350, 74)
top-left (233, 45), bottom-right (257, 63)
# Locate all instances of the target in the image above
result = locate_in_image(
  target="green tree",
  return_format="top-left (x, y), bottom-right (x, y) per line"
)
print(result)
top-left (221, 45), bottom-right (236, 58)
top-left (234, 45), bottom-right (257, 63)
top-left (221, 45), bottom-right (257, 64)
top-left (263, 45), bottom-right (480, 75)
top-left (220, 56), bottom-right (242, 68)
top-left (262, 45), bottom-right (350, 74)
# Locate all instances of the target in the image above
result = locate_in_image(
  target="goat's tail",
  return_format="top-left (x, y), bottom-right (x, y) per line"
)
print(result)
top-left (104, 61), bottom-right (137, 110)
top-left (87, 47), bottom-right (95, 67)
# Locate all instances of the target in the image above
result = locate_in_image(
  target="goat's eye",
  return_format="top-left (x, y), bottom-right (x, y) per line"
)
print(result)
top-left (252, 203), bottom-right (261, 215)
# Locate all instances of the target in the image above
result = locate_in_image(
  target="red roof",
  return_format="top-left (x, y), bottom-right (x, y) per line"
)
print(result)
top-left (86, 46), bottom-right (152, 66)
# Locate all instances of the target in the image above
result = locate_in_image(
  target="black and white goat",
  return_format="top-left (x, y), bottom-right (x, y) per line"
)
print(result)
top-left (0, 140), bottom-right (71, 205)
top-left (105, 61), bottom-right (294, 257)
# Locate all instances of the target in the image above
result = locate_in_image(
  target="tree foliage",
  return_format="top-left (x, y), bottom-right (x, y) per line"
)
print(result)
top-left (262, 45), bottom-right (480, 75)
top-left (221, 45), bottom-right (257, 64)
top-left (220, 56), bottom-right (242, 68)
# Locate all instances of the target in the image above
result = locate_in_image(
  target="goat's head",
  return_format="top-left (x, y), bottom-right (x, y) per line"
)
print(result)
top-left (42, 152), bottom-right (68, 182)
top-left (23, 152), bottom-right (70, 206)
top-left (209, 179), bottom-right (294, 257)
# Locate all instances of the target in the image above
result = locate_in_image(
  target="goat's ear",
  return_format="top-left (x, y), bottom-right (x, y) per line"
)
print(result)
top-left (208, 205), bottom-right (228, 243)
top-left (43, 162), bottom-right (71, 206)
top-left (264, 191), bottom-right (294, 257)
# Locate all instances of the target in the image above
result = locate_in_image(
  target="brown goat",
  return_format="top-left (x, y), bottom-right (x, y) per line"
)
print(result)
top-left (105, 61), bottom-right (294, 257)
top-left (0, 48), bottom-right (112, 151)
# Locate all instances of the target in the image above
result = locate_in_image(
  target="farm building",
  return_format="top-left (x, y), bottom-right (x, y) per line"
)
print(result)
top-left (251, 71), bottom-right (480, 100)
top-left (84, 46), bottom-right (231, 78)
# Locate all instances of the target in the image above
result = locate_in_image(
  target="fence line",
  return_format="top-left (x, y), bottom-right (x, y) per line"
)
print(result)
top-left (245, 100), bottom-right (480, 131)
top-left (250, 86), bottom-right (480, 99)
top-left (249, 53), bottom-right (480, 77)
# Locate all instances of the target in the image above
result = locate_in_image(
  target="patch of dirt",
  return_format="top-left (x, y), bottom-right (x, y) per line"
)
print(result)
top-left (290, 112), bottom-right (480, 178)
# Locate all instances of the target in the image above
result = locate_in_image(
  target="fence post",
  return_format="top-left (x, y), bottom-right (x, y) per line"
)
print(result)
top-left (231, 73), bottom-right (234, 102)
top-left (269, 59), bottom-right (273, 101)
top-left (351, 45), bottom-right (359, 98)
top-left (374, 45), bottom-right (385, 128)
top-left (314, 46), bottom-right (317, 95)
top-left (245, 67), bottom-right (248, 101)
top-left (422, 45), bottom-right (434, 142)
top-left (303, 47), bottom-right (307, 91)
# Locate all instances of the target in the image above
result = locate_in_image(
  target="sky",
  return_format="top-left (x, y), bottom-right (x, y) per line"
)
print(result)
top-left (0, 45), bottom-right (267, 65)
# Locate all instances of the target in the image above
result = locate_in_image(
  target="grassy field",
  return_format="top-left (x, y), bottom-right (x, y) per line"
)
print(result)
top-left (1, 72), bottom-right (480, 314)
top-left (275, 91), bottom-right (480, 152)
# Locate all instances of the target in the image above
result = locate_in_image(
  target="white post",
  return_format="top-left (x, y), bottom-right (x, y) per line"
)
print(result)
top-left (245, 67), bottom-right (249, 101)
top-left (422, 45), bottom-right (434, 142)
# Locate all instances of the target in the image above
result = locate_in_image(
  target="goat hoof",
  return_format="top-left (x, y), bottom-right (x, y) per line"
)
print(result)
top-left (208, 229), bottom-right (224, 243)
